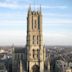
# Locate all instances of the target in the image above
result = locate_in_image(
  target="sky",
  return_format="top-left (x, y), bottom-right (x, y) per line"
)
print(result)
top-left (0, 0), bottom-right (72, 46)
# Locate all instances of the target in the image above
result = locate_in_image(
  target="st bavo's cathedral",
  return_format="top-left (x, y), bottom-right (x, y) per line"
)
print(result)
top-left (12, 5), bottom-right (50, 72)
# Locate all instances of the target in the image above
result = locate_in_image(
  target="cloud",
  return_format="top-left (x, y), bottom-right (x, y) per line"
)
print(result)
top-left (41, 5), bottom-right (67, 9)
top-left (0, 30), bottom-right (72, 46)
top-left (24, 5), bottom-right (67, 9)
top-left (0, 0), bottom-right (67, 9)
top-left (0, 13), bottom-right (27, 17)
top-left (43, 13), bottom-right (72, 17)
top-left (43, 18), bottom-right (72, 24)
top-left (0, 30), bottom-right (26, 46)
top-left (0, 0), bottom-right (28, 9)
top-left (0, 19), bottom-right (26, 24)
top-left (0, 1), bottom-right (21, 9)
top-left (0, 0), bottom-right (25, 8)
top-left (43, 32), bottom-right (72, 46)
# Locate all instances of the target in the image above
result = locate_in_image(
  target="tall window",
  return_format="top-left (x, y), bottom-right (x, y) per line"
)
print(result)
top-left (32, 49), bottom-right (40, 59)
top-left (32, 17), bottom-right (33, 29)
top-left (37, 36), bottom-right (39, 44)
top-left (37, 49), bottom-right (40, 59)
top-left (38, 17), bottom-right (40, 30)
top-left (33, 35), bottom-right (35, 44)
top-left (33, 35), bottom-right (37, 45)
top-left (33, 49), bottom-right (35, 58)
top-left (34, 20), bottom-right (36, 28)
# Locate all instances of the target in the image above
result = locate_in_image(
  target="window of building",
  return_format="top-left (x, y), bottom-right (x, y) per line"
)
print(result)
top-left (33, 35), bottom-right (35, 44)
top-left (32, 17), bottom-right (33, 29)
top-left (34, 20), bottom-right (36, 28)
top-left (33, 35), bottom-right (37, 45)
top-left (37, 49), bottom-right (40, 59)
top-left (33, 49), bottom-right (35, 58)
top-left (32, 49), bottom-right (40, 59)
top-left (38, 17), bottom-right (40, 30)
top-left (37, 36), bottom-right (39, 44)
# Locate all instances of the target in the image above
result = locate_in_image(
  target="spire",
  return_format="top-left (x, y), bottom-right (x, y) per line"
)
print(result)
top-left (29, 4), bottom-right (31, 10)
top-left (40, 4), bottom-right (41, 14)
top-left (28, 4), bottom-right (31, 14)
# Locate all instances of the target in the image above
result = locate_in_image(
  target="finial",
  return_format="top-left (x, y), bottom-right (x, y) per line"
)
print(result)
top-left (40, 4), bottom-right (41, 13)
top-left (28, 4), bottom-right (31, 15)
top-left (29, 4), bottom-right (31, 12)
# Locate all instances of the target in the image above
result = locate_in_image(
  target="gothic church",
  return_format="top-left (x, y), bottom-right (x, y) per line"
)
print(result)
top-left (12, 5), bottom-right (46, 72)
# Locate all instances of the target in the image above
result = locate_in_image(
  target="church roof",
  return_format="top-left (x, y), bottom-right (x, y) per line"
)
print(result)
top-left (13, 47), bottom-right (27, 53)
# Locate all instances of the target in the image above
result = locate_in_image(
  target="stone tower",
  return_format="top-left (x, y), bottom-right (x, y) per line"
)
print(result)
top-left (26, 5), bottom-right (46, 72)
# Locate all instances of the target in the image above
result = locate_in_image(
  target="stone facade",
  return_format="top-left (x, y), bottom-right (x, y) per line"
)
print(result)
top-left (12, 5), bottom-right (46, 72)
top-left (66, 68), bottom-right (72, 72)
top-left (26, 5), bottom-right (46, 72)
top-left (12, 47), bottom-right (27, 72)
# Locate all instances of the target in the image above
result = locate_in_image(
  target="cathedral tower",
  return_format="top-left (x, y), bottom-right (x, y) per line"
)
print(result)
top-left (26, 5), bottom-right (46, 72)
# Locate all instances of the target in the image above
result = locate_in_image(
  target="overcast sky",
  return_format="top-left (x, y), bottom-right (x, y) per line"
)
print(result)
top-left (0, 0), bottom-right (72, 46)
